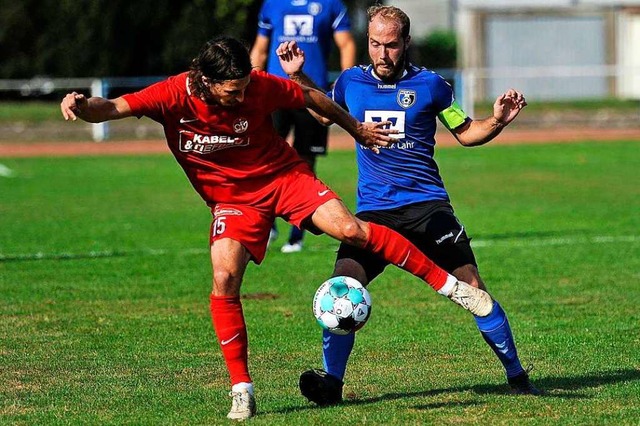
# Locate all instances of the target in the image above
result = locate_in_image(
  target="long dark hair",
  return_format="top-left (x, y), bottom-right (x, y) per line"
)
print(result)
top-left (188, 36), bottom-right (252, 101)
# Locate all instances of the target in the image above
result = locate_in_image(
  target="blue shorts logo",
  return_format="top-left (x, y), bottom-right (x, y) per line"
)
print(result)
top-left (397, 89), bottom-right (417, 109)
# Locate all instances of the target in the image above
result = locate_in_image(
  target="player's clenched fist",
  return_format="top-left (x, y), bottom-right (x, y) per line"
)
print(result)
top-left (60, 92), bottom-right (87, 121)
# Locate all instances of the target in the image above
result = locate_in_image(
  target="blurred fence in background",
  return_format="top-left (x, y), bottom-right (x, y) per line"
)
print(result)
top-left (1, 65), bottom-right (639, 142)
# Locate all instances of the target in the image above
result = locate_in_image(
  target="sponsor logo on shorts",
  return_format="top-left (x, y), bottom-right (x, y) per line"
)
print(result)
top-left (214, 207), bottom-right (243, 217)
top-left (178, 131), bottom-right (249, 154)
top-left (435, 231), bottom-right (454, 245)
top-left (318, 189), bottom-right (330, 196)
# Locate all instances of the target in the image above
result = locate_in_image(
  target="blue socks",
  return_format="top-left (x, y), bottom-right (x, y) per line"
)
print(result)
top-left (474, 301), bottom-right (524, 378)
top-left (322, 329), bottom-right (355, 380)
top-left (322, 300), bottom-right (524, 381)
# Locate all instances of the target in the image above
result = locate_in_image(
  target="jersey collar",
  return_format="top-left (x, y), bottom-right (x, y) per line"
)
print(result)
top-left (368, 66), bottom-right (408, 82)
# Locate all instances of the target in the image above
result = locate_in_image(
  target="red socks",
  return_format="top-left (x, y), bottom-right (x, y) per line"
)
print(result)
top-left (209, 294), bottom-right (251, 385)
top-left (363, 222), bottom-right (450, 291)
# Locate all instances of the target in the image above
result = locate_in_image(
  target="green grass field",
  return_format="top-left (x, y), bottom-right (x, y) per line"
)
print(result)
top-left (1, 140), bottom-right (639, 425)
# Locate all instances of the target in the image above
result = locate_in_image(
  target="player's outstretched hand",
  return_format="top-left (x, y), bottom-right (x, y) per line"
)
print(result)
top-left (276, 41), bottom-right (305, 76)
top-left (493, 89), bottom-right (527, 126)
top-left (61, 92), bottom-right (88, 121)
top-left (357, 121), bottom-right (398, 154)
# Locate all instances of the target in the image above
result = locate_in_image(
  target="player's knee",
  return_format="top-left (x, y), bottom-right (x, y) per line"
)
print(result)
top-left (453, 265), bottom-right (486, 291)
top-left (338, 219), bottom-right (367, 246)
top-left (212, 269), bottom-right (242, 296)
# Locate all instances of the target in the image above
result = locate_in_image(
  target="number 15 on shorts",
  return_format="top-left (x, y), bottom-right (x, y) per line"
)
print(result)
top-left (212, 216), bottom-right (226, 236)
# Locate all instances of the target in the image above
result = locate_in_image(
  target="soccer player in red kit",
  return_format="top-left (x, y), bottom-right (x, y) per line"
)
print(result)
top-left (60, 36), bottom-right (492, 421)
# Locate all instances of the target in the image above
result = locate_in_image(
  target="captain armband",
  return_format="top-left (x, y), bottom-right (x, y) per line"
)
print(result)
top-left (438, 101), bottom-right (468, 130)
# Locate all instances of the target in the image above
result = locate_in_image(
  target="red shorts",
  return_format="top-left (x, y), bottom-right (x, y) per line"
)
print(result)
top-left (208, 163), bottom-right (339, 263)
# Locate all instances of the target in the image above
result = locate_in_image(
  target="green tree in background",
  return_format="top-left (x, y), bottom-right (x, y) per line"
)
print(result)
top-left (412, 30), bottom-right (458, 70)
top-left (0, 0), bottom-right (434, 79)
top-left (0, 0), bottom-right (260, 78)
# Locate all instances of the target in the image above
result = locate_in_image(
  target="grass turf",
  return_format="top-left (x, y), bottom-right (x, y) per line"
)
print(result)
top-left (1, 140), bottom-right (639, 424)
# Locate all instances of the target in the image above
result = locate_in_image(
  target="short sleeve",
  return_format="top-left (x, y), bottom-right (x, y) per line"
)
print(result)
top-left (256, 71), bottom-right (306, 112)
top-left (332, 0), bottom-right (351, 32)
top-left (329, 70), bottom-right (348, 109)
top-left (256, 0), bottom-right (273, 37)
top-left (122, 79), bottom-right (173, 122)
top-left (430, 74), bottom-right (468, 130)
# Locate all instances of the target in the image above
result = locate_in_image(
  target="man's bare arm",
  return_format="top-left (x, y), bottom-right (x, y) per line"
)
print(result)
top-left (334, 31), bottom-right (356, 70)
top-left (452, 89), bottom-right (527, 147)
top-left (250, 34), bottom-right (270, 70)
top-left (301, 85), bottom-right (393, 153)
top-left (61, 93), bottom-right (132, 123)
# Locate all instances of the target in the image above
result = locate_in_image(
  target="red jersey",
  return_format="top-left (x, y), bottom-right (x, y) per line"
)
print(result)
top-left (122, 70), bottom-right (307, 205)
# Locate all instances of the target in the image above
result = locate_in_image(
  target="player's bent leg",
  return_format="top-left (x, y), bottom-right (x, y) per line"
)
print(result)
top-left (311, 199), bottom-right (446, 283)
top-left (311, 200), bottom-right (492, 316)
top-left (209, 239), bottom-right (257, 420)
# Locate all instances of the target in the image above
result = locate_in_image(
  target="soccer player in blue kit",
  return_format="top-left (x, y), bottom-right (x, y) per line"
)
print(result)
top-left (276, 5), bottom-right (542, 405)
top-left (251, 0), bottom-right (356, 253)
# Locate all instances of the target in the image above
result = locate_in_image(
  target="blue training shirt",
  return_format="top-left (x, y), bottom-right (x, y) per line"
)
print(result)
top-left (330, 64), bottom-right (469, 213)
top-left (257, 0), bottom-right (351, 90)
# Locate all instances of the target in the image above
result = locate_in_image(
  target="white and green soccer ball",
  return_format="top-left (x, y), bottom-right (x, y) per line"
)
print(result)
top-left (313, 276), bottom-right (372, 335)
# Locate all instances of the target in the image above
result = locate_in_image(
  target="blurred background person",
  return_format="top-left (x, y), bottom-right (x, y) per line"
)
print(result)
top-left (251, 0), bottom-right (356, 253)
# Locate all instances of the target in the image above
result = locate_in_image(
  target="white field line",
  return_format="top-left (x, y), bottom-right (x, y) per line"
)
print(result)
top-left (0, 235), bottom-right (637, 262)
top-left (0, 163), bottom-right (16, 177)
top-left (471, 235), bottom-right (640, 248)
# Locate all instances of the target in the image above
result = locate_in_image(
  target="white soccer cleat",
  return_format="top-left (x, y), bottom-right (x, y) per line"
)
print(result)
top-left (448, 280), bottom-right (494, 317)
top-left (227, 389), bottom-right (256, 421)
top-left (281, 241), bottom-right (303, 253)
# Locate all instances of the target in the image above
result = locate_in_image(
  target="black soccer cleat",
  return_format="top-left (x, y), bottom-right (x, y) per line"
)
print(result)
top-left (299, 369), bottom-right (344, 406)
top-left (508, 369), bottom-right (543, 395)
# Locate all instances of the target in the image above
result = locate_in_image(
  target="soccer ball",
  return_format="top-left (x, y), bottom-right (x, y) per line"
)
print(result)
top-left (313, 276), bottom-right (372, 335)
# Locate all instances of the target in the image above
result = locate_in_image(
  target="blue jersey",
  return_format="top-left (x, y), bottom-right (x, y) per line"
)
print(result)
top-left (330, 64), bottom-right (468, 213)
top-left (257, 0), bottom-right (351, 90)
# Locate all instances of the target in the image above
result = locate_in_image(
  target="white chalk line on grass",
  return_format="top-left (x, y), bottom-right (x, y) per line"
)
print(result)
top-left (1, 235), bottom-right (638, 262)
top-left (0, 163), bottom-right (16, 178)
top-left (0, 247), bottom-right (208, 261)
top-left (471, 234), bottom-right (640, 248)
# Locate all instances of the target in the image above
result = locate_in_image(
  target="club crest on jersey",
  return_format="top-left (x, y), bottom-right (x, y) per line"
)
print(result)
top-left (397, 89), bottom-right (417, 109)
top-left (233, 118), bottom-right (249, 133)
top-left (308, 2), bottom-right (322, 15)
top-left (178, 131), bottom-right (249, 154)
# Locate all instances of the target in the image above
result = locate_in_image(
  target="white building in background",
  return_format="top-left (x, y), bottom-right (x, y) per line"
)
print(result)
top-left (379, 0), bottom-right (453, 37)
top-left (391, 0), bottom-right (640, 100)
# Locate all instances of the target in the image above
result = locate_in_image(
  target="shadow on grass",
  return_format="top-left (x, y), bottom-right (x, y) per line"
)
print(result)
top-left (269, 368), bottom-right (640, 414)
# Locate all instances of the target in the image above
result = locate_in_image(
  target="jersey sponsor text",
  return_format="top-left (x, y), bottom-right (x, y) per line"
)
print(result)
top-left (364, 110), bottom-right (406, 140)
top-left (179, 131), bottom-right (249, 154)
